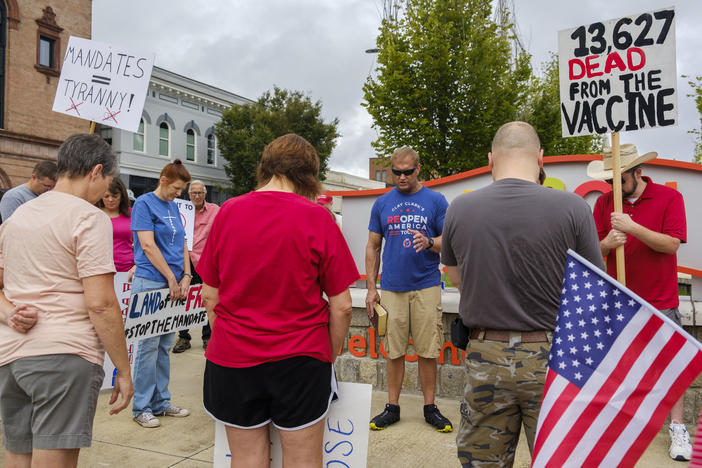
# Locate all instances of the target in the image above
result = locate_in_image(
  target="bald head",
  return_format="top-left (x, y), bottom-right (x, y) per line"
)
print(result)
top-left (491, 121), bottom-right (541, 156)
top-left (489, 121), bottom-right (543, 182)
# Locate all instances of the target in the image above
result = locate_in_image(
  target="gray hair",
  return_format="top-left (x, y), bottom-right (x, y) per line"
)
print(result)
top-left (189, 180), bottom-right (207, 193)
top-left (57, 134), bottom-right (117, 178)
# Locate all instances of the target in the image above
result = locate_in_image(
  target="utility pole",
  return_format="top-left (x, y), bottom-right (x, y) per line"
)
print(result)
top-left (381, 0), bottom-right (403, 22)
top-left (493, 0), bottom-right (525, 56)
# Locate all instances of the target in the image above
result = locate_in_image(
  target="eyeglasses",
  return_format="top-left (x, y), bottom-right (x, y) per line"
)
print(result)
top-left (391, 167), bottom-right (417, 177)
top-left (189, 191), bottom-right (205, 196)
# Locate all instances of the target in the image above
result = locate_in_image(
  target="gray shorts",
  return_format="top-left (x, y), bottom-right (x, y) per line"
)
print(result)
top-left (0, 354), bottom-right (104, 453)
top-left (660, 308), bottom-right (682, 326)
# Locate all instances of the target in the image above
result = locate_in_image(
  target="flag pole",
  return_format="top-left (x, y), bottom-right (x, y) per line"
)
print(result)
top-left (89, 121), bottom-right (96, 134)
top-left (611, 131), bottom-right (625, 285)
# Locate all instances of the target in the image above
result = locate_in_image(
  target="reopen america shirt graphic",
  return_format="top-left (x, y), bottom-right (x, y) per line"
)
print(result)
top-left (369, 186), bottom-right (448, 292)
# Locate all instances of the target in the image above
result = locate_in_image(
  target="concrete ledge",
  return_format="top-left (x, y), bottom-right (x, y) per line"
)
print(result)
top-left (351, 287), bottom-right (699, 324)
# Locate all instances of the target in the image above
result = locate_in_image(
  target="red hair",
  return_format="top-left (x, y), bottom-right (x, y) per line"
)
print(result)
top-left (160, 159), bottom-right (191, 183)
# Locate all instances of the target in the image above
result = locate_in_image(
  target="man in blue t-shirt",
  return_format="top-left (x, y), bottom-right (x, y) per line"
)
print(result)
top-left (366, 146), bottom-right (452, 433)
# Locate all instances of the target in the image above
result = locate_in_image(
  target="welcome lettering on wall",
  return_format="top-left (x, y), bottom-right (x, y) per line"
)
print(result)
top-left (558, 8), bottom-right (677, 137)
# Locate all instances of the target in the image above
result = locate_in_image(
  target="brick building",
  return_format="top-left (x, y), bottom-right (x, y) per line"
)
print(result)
top-left (0, 0), bottom-right (91, 189)
top-left (369, 157), bottom-right (393, 186)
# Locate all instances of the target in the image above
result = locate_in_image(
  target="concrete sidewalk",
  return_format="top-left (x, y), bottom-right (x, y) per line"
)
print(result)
top-left (0, 331), bottom-right (690, 467)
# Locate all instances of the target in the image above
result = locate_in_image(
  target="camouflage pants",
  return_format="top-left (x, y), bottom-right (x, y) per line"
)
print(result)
top-left (457, 339), bottom-right (550, 467)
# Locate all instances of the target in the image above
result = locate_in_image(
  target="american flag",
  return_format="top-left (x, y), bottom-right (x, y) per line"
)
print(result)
top-left (532, 250), bottom-right (702, 468)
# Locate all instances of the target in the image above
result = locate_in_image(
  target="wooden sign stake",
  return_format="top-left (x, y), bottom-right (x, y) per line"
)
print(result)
top-left (611, 131), bottom-right (625, 285)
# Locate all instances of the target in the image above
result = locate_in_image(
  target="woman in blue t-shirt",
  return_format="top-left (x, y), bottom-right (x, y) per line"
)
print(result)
top-left (130, 159), bottom-right (192, 428)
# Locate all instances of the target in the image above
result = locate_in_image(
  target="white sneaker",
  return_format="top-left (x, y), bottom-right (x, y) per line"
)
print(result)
top-left (134, 412), bottom-right (160, 428)
top-left (157, 405), bottom-right (190, 417)
top-left (669, 423), bottom-right (692, 461)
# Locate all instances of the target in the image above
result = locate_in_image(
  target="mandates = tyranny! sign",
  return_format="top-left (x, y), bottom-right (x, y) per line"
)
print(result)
top-left (52, 36), bottom-right (154, 132)
top-left (558, 7), bottom-right (677, 137)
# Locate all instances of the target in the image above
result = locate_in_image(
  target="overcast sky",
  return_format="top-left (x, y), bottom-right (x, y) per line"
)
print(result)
top-left (92, 1), bottom-right (701, 178)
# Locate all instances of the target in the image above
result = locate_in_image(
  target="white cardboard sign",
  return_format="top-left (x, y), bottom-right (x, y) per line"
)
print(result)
top-left (101, 272), bottom-right (138, 390)
top-left (214, 382), bottom-right (372, 467)
top-left (176, 198), bottom-right (195, 251)
top-left (558, 7), bottom-right (677, 137)
top-left (123, 284), bottom-right (207, 341)
top-left (52, 36), bottom-right (154, 132)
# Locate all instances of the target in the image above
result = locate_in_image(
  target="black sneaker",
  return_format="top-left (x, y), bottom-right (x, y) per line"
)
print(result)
top-left (424, 404), bottom-right (452, 432)
top-left (369, 403), bottom-right (400, 430)
top-left (172, 337), bottom-right (191, 353)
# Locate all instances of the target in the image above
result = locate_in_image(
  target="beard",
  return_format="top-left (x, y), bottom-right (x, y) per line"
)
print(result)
top-left (622, 177), bottom-right (638, 199)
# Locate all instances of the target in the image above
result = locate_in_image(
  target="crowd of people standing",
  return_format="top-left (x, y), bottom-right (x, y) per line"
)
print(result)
top-left (0, 123), bottom-right (696, 467)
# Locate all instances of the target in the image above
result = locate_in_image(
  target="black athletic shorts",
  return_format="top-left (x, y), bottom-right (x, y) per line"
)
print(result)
top-left (204, 356), bottom-right (336, 430)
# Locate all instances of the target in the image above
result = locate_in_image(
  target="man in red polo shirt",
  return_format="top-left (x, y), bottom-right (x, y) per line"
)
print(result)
top-left (588, 144), bottom-right (689, 462)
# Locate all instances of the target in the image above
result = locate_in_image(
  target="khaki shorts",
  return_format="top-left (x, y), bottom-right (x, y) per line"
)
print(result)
top-left (381, 285), bottom-right (443, 359)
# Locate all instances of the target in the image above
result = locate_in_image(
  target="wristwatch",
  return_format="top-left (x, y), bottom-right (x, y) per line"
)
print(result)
top-left (427, 237), bottom-right (434, 249)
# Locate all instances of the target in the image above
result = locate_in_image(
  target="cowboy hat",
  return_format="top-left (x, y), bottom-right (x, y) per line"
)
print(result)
top-left (586, 143), bottom-right (657, 180)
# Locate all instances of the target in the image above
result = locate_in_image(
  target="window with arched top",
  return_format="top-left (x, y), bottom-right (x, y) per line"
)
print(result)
top-left (186, 128), bottom-right (195, 161)
top-left (133, 118), bottom-right (145, 152)
top-left (159, 122), bottom-right (170, 156)
top-left (206, 133), bottom-right (215, 165)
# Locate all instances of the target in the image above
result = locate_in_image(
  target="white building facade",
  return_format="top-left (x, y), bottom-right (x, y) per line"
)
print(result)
top-left (102, 66), bottom-right (253, 204)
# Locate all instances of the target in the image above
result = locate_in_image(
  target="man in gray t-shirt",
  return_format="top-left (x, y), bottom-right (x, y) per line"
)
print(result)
top-left (0, 161), bottom-right (57, 222)
top-left (442, 121), bottom-right (604, 467)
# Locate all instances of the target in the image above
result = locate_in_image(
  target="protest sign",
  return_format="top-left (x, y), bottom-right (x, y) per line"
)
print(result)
top-left (558, 7), bottom-right (677, 137)
top-left (214, 381), bottom-right (372, 467)
top-left (101, 272), bottom-right (138, 390)
top-left (52, 36), bottom-right (154, 132)
top-left (176, 198), bottom-right (195, 251)
top-left (124, 284), bottom-right (207, 341)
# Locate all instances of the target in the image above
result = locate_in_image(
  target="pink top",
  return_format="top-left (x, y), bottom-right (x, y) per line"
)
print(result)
top-left (0, 191), bottom-right (115, 366)
top-left (189, 201), bottom-right (220, 266)
top-left (111, 213), bottom-right (134, 272)
top-left (197, 191), bottom-right (359, 367)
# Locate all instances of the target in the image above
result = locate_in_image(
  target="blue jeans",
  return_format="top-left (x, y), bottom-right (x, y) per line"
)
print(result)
top-left (131, 276), bottom-right (175, 417)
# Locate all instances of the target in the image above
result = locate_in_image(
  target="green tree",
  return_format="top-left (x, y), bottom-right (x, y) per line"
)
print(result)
top-left (363, 0), bottom-right (532, 178)
top-left (215, 87), bottom-right (339, 196)
top-left (525, 54), bottom-right (601, 156)
top-left (687, 76), bottom-right (702, 163)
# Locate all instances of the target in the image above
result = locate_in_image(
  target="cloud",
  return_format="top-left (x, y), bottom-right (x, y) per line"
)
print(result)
top-left (93, 0), bottom-right (702, 176)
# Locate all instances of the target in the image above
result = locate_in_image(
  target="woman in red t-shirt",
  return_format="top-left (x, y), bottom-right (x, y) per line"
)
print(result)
top-left (197, 133), bottom-right (359, 466)
top-left (97, 178), bottom-right (135, 279)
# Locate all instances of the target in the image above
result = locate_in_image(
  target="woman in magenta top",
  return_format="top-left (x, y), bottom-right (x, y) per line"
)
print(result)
top-left (97, 178), bottom-right (135, 278)
top-left (197, 134), bottom-right (359, 466)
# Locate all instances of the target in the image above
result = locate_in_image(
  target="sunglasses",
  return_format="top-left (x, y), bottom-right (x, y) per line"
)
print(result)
top-left (391, 167), bottom-right (417, 177)
top-left (605, 166), bottom-right (640, 185)
top-left (604, 178), bottom-right (625, 185)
